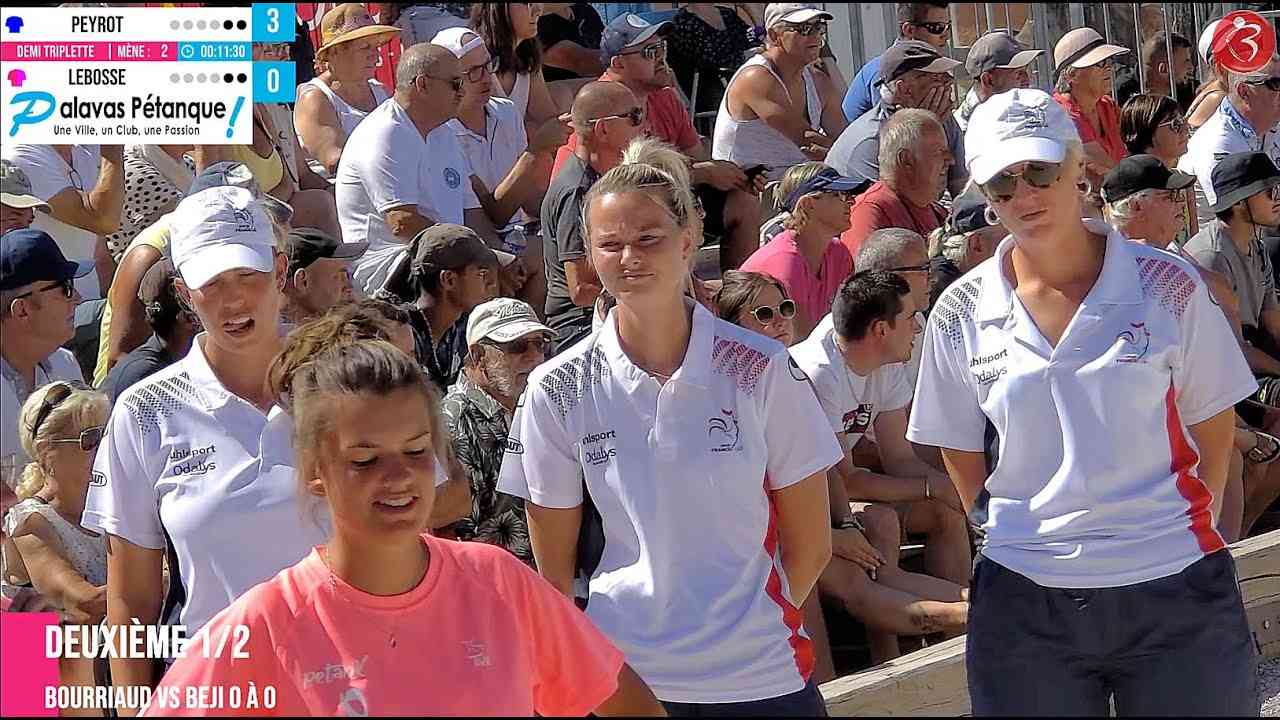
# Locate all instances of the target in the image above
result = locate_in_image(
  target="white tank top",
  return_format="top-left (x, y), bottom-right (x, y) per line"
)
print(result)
top-left (296, 76), bottom-right (389, 143)
top-left (712, 54), bottom-right (823, 181)
top-left (3, 498), bottom-right (107, 587)
top-left (493, 71), bottom-right (532, 122)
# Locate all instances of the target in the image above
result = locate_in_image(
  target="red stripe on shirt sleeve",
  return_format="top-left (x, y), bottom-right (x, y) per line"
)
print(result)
top-left (1165, 383), bottom-right (1227, 554)
top-left (762, 474), bottom-right (815, 682)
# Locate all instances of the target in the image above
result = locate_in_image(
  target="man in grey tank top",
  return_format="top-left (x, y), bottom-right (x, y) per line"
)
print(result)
top-left (712, 3), bottom-right (848, 181)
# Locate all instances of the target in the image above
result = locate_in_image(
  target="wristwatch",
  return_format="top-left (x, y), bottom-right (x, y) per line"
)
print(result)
top-left (834, 516), bottom-right (865, 532)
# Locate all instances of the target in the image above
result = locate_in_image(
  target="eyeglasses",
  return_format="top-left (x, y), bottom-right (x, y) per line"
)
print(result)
top-left (1158, 115), bottom-right (1187, 134)
top-left (1245, 77), bottom-right (1280, 92)
top-left (49, 426), bottom-right (105, 452)
top-left (483, 335), bottom-right (549, 356)
top-left (980, 161), bottom-right (1064, 202)
top-left (591, 106), bottom-right (645, 127)
top-left (1269, 185), bottom-right (1280, 201)
top-left (781, 21), bottom-right (828, 37)
top-left (12, 278), bottom-right (74, 302)
top-left (748, 299), bottom-right (797, 324)
top-left (886, 262), bottom-right (931, 274)
top-left (622, 41), bottom-right (667, 60)
top-left (424, 74), bottom-right (465, 93)
top-left (461, 62), bottom-right (491, 83)
top-left (912, 21), bottom-right (950, 36)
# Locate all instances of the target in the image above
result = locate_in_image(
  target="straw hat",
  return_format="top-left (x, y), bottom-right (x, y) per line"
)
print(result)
top-left (315, 3), bottom-right (399, 57)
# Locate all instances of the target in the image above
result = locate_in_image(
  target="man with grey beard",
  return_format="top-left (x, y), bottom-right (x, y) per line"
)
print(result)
top-left (441, 297), bottom-right (553, 566)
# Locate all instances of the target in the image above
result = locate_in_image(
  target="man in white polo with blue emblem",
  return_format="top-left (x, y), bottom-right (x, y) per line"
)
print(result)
top-left (337, 42), bottom-right (489, 295)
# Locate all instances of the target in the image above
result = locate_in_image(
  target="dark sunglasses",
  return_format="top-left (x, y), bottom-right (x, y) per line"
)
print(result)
top-left (26, 381), bottom-right (89, 440)
top-left (749, 299), bottom-right (797, 324)
top-left (1246, 77), bottom-right (1280, 92)
top-left (981, 161), bottom-right (1063, 202)
top-left (50, 426), bottom-right (106, 452)
top-left (782, 21), bottom-right (828, 36)
top-left (484, 335), bottom-right (549, 356)
top-left (592, 106), bottom-right (645, 127)
top-left (424, 74), bottom-right (465, 93)
top-left (912, 21), bottom-right (950, 36)
top-left (623, 40), bottom-right (666, 60)
top-left (12, 278), bottom-right (74, 302)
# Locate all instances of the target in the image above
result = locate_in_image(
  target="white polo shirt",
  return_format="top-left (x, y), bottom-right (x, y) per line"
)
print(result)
top-left (1, 350), bottom-right (84, 479)
top-left (450, 97), bottom-right (530, 231)
top-left (336, 99), bottom-right (480, 295)
top-left (1177, 97), bottom-right (1280, 226)
top-left (82, 335), bottom-right (330, 633)
top-left (791, 314), bottom-right (913, 452)
top-left (908, 219), bottom-right (1256, 589)
top-left (498, 302), bottom-right (842, 704)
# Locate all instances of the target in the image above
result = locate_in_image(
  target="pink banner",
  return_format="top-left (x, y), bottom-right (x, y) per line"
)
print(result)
top-left (0, 612), bottom-right (60, 717)
top-left (0, 42), bottom-right (178, 62)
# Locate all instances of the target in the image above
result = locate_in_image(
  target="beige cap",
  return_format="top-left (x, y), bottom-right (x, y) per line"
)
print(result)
top-left (1053, 28), bottom-right (1129, 78)
top-left (0, 160), bottom-right (50, 211)
top-left (466, 297), bottom-right (553, 347)
top-left (316, 3), bottom-right (400, 57)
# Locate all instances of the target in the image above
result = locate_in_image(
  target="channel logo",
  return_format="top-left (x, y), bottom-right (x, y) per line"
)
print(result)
top-left (7, 90), bottom-right (55, 136)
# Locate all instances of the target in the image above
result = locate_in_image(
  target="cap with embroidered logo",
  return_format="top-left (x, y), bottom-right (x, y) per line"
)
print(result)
top-left (965, 88), bottom-right (1081, 185)
top-left (170, 186), bottom-right (277, 290)
top-left (466, 297), bottom-right (553, 347)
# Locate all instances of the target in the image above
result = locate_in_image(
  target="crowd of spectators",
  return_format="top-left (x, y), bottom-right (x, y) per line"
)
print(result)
top-left (1, 2), bottom-right (1276, 716)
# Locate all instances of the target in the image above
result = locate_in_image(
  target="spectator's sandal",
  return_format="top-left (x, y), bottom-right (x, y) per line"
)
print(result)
top-left (1247, 430), bottom-right (1280, 465)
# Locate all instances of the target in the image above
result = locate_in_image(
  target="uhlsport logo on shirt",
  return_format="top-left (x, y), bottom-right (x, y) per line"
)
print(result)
top-left (969, 348), bottom-right (1008, 386)
top-left (169, 444), bottom-right (217, 477)
top-left (582, 430), bottom-right (617, 466)
top-left (708, 409), bottom-right (742, 453)
top-left (1116, 323), bottom-right (1151, 364)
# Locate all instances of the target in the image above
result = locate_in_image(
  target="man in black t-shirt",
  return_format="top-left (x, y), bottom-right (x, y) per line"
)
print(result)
top-left (539, 2), bottom-right (605, 82)
top-left (541, 81), bottom-right (642, 353)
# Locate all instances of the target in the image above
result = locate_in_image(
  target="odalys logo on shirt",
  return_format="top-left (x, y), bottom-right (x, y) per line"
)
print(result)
top-left (169, 444), bottom-right (217, 477)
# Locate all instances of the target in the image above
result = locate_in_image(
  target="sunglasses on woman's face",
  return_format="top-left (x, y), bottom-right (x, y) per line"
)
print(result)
top-left (1159, 115), bottom-right (1187, 134)
top-left (592, 106), bottom-right (645, 127)
top-left (749, 299), bottom-right (797, 324)
top-left (50, 426), bottom-right (106, 452)
top-left (981, 161), bottom-right (1064, 203)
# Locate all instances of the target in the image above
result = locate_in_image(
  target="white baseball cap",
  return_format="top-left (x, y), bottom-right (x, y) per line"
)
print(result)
top-left (965, 88), bottom-right (1081, 185)
top-left (170, 186), bottom-right (277, 290)
top-left (1198, 19), bottom-right (1221, 66)
top-left (466, 297), bottom-right (552, 347)
top-left (430, 26), bottom-right (487, 59)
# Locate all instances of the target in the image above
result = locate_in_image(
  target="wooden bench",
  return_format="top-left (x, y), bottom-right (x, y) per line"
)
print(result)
top-left (821, 530), bottom-right (1280, 716)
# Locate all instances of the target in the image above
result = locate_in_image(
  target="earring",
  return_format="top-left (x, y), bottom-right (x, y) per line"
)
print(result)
top-left (984, 206), bottom-right (1000, 227)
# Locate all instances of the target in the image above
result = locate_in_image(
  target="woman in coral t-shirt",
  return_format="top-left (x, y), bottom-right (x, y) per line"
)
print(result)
top-left (143, 324), bottom-right (663, 717)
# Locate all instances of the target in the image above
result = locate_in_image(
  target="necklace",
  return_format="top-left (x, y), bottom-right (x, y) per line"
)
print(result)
top-left (321, 547), bottom-right (403, 649)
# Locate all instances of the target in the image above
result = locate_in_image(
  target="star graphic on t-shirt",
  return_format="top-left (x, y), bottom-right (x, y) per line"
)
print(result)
top-left (6, 68), bottom-right (26, 87)
top-left (4, 16), bottom-right (23, 33)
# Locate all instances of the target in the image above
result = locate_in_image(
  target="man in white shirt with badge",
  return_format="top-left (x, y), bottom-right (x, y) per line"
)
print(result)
top-left (791, 270), bottom-right (972, 590)
top-left (1, 229), bottom-right (91, 477)
top-left (337, 43), bottom-right (492, 295)
top-left (1178, 54), bottom-right (1280, 226)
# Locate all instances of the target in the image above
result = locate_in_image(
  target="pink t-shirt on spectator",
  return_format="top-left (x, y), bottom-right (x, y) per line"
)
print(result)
top-left (741, 229), bottom-right (854, 329)
top-left (144, 535), bottom-right (624, 717)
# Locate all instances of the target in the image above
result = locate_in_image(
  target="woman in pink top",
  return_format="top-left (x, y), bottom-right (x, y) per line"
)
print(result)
top-left (741, 163), bottom-right (862, 338)
top-left (143, 324), bottom-right (663, 717)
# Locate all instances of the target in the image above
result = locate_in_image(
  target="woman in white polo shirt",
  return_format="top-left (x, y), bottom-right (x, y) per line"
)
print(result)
top-left (82, 186), bottom-right (329, 694)
top-left (499, 137), bottom-right (841, 715)
top-left (909, 88), bottom-right (1259, 715)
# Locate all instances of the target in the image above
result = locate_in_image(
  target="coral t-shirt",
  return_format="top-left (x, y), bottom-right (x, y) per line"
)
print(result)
top-left (144, 535), bottom-right (624, 717)
top-left (553, 74), bottom-right (702, 175)
top-left (741, 229), bottom-right (854, 330)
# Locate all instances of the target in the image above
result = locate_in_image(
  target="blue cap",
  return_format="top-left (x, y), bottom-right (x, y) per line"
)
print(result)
top-left (601, 13), bottom-right (672, 60)
top-left (0, 229), bottom-right (94, 292)
top-left (188, 161), bottom-right (259, 197)
top-left (782, 167), bottom-right (870, 211)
